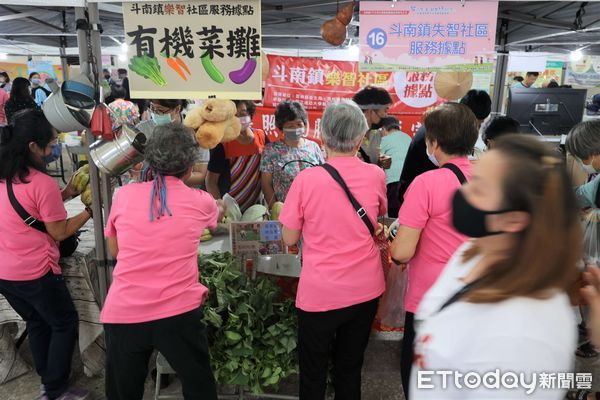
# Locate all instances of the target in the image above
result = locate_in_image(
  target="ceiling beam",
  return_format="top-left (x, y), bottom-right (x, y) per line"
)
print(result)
top-left (499, 11), bottom-right (574, 30)
top-left (0, 5), bottom-right (63, 31)
top-left (0, 10), bottom-right (47, 22)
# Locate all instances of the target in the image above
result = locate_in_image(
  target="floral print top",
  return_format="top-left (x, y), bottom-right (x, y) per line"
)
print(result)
top-left (108, 99), bottom-right (140, 131)
top-left (260, 139), bottom-right (324, 203)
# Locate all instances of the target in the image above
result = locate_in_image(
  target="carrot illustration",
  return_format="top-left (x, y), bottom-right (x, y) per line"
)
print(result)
top-left (175, 57), bottom-right (191, 75)
top-left (167, 57), bottom-right (187, 81)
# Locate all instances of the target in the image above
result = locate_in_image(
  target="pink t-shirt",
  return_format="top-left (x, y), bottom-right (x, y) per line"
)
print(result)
top-left (101, 177), bottom-right (219, 324)
top-left (0, 169), bottom-right (67, 281)
top-left (0, 90), bottom-right (8, 125)
top-left (279, 156), bottom-right (387, 312)
top-left (398, 157), bottom-right (471, 314)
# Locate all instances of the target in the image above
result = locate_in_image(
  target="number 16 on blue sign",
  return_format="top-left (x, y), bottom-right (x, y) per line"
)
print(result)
top-left (367, 28), bottom-right (387, 49)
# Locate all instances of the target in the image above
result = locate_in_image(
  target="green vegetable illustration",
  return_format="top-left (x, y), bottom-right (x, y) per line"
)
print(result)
top-left (201, 54), bottom-right (225, 84)
top-left (129, 54), bottom-right (167, 87)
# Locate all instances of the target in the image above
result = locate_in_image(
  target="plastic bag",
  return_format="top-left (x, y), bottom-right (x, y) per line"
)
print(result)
top-left (376, 262), bottom-right (408, 328)
top-left (582, 209), bottom-right (600, 267)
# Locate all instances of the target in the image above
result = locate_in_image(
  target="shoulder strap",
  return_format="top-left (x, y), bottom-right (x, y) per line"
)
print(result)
top-left (320, 164), bottom-right (375, 236)
top-left (6, 180), bottom-right (48, 233)
top-left (442, 163), bottom-right (467, 185)
top-left (358, 147), bottom-right (371, 164)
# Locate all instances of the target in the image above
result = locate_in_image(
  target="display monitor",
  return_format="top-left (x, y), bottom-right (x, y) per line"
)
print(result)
top-left (507, 88), bottom-right (587, 136)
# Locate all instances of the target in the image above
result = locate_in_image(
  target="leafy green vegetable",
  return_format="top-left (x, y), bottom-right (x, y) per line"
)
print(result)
top-left (129, 54), bottom-right (167, 86)
top-left (198, 252), bottom-right (298, 394)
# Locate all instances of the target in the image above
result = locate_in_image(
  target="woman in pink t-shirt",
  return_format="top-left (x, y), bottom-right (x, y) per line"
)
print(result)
top-left (0, 109), bottom-right (92, 400)
top-left (391, 103), bottom-right (479, 400)
top-left (280, 100), bottom-right (387, 400)
top-left (102, 124), bottom-right (223, 400)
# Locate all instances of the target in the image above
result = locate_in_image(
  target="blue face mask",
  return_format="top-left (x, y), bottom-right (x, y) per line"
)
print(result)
top-left (31, 78), bottom-right (41, 85)
top-left (151, 112), bottom-right (173, 126)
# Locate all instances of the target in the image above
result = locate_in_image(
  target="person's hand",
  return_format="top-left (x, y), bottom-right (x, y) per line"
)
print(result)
top-left (581, 267), bottom-right (600, 349)
top-left (378, 155), bottom-right (392, 170)
top-left (237, 127), bottom-right (255, 145)
top-left (64, 174), bottom-right (80, 198)
top-left (216, 199), bottom-right (227, 221)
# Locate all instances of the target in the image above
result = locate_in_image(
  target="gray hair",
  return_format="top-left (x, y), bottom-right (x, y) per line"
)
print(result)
top-left (566, 120), bottom-right (600, 160)
top-left (145, 123), bottom-right (199, 176)
top-left (321, 100), bottom-right (369, 153)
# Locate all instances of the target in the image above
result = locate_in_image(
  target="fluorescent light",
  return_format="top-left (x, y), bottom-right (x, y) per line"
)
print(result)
top-left (118, 53), bottom-right (127, 62)
top-left (570, 48), bottom-right (583, 62)
top-left (0, 53), bottom-right (7, 60)
top-left (120, 42), bottom-right (128, 53)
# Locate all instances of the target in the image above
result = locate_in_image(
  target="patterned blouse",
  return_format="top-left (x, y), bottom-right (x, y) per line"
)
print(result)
top-left (259, 139), bottom-right (324, 203)
top-left (108, 99), bottom-right (140, 130)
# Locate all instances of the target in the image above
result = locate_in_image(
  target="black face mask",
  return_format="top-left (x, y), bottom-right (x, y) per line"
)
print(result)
top-left (451, 190), bottom-right (512, 238)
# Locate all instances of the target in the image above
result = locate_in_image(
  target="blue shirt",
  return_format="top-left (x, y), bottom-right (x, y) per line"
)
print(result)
top-left (380, 130), bottom-right (412, 185)
top-left (576, 174), bottom-right (600, 209)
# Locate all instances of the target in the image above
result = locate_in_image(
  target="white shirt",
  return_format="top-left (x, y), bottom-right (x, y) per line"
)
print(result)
top-left (411, 243), bottom-right (577, 400)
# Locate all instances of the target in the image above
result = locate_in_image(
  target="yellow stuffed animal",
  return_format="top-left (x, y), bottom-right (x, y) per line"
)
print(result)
top-left (184, 99), bottom-right (242, 149)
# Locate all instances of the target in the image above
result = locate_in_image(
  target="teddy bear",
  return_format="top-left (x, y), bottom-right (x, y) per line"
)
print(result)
top-left (183, 99), bottom-right (242, 149)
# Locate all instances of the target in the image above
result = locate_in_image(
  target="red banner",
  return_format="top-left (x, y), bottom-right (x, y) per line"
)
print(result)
top-left (263, 55), bottom-right (445, 115)
top-left (252, 106), bottom-right (423, 143)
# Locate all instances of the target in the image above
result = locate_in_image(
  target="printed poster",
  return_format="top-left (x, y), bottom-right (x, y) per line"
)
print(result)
top-left (230, 221), bottom-right (285, 269)
top-left (122, 1), bottom-right (262, 99)
top-left (359, 1), bottom-right (498, 72)
top-left (565, 56), bottom-right (600, 87)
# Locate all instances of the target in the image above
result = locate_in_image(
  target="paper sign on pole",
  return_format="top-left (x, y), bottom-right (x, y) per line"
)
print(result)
top-left (122, 1), bottom-right (262, 99)
top-left (359, 1), bottom-right (498, 72)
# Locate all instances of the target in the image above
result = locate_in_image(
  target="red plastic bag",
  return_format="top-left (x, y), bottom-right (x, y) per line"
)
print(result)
top-left (376, 263), bottom-right (408, 328)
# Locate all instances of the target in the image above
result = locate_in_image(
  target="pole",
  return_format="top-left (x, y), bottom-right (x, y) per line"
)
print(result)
top-left (491, 19), bottom-right (509, 115)
top-left (60, 11), bottom-right (69, 81)
top-left (75, 5), bottom-right (110, 304)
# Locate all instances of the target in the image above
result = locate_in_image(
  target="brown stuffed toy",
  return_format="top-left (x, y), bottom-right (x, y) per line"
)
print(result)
top-left (184, 99), bottom-right (242, 149)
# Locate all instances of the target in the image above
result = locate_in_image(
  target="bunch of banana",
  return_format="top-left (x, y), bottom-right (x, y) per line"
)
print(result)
top-left (72, 164), bottom-right (90, 193)
top-left (201, 228), bottom-right (212, 242)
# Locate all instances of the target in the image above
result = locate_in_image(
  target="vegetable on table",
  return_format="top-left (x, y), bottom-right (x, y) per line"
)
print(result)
top-left (229, 59), bottom-right (257, 85)
top-left (129, 54), bottom-right (167, 86)
top-left (202, 54), bottom-right (225, 84)
top-left (199, 252), bottom-right (298, 393)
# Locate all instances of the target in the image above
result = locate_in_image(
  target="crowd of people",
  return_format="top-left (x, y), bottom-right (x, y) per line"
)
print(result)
top-left (1, 66), bottom-right (600, 400)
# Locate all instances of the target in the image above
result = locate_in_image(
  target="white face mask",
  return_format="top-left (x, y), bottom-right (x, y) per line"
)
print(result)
top-left (283, 128), bottom-right (305, 142)
top-left (580, 158), bottom-right (598, 174)
top-left (239, 115), bottom-right (252, 130)
top-left (426, 143), bottom-right (440, 167)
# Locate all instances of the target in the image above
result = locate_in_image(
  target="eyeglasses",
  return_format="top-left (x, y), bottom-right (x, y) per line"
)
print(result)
top-left (149, 104), bottom-right (173, 115)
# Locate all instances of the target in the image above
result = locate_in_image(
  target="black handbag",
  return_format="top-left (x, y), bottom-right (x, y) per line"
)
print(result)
top-left (6, 181), bottom-right (79, 258)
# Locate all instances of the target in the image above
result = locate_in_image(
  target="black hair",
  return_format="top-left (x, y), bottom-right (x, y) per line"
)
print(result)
top-left (513, 76), bottom-right (524, 82)
top-left (460, 89), bottom-right (492, 120)
top-left (482, 116), bottom-right (520, 145)
top-left (526, 72), bottom-right (540, 77)
top-left (352, 86), bottom-right (393, 108)
top-left (118, 68), bottom-right (128, 75)
top-left (10, 77), bottom-right (32, 102)
top-left (111, 84), bottom-right (127, 100)
top-left (0, 109), bottom-right (54, 183)
top-left (233, 100), bottom-right (256, 118)
top-left (547, 80), bottom-right (559, 88)
top-left (380, 116), bottom-right (401, 131)
top-left (0, 71), bottom-right (10, 83)
top-left (275, 101), bottom-right (308, 130)
top-left (28, 71), bottom-right (39, 80)
top-left (151, 99), bottom-right (188, 110)
top-left (103, 68), bottom-right (110, 73)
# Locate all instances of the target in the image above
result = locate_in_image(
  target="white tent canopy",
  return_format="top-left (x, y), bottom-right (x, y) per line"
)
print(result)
top-left (0, 1), bottom-right (600, 58)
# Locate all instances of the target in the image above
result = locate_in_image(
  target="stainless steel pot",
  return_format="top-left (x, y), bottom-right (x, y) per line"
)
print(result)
top-left (42, 78), bottom-right (95, 132)
top-left (89, 124), bottom-right (147, 176)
